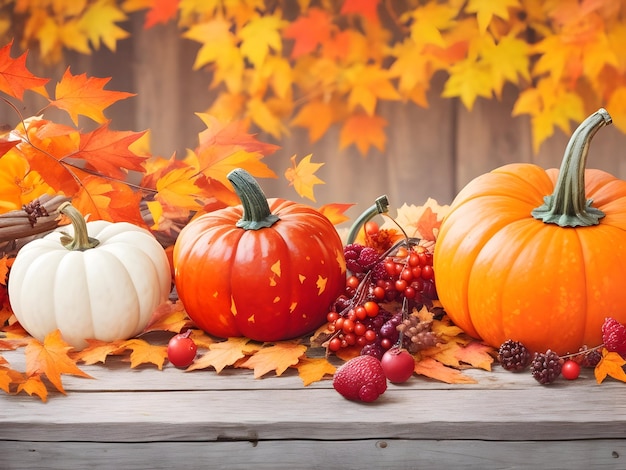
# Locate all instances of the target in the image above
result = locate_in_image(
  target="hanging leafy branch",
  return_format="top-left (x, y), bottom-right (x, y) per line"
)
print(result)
top-left (2, 0), bottom-right (625, 154)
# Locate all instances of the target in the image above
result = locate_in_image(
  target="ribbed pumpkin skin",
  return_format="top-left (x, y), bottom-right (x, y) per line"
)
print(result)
top-left (433, 163), bottom-right (626, 354)
top-left (173, 198), bottom-right (346, 341)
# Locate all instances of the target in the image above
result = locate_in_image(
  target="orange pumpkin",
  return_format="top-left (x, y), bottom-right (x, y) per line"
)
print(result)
top-left (173, 168), bottom-right (346, 341)
top-left (433, 108), bottom-right (626, 354)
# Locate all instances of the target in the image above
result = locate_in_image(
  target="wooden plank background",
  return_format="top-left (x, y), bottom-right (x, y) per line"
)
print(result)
top-left (4, 14), bottom-right (626, 224)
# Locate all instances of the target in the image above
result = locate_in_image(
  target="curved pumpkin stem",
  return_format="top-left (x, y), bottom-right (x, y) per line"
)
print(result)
top-left (532, 108), bottom-right (612, 227)
top-left (228, 168), bottom-right (280, 230)
top-left (59, 202), bottom-right (100, 251)
top-left (346, 195), bottom-right (390, 244)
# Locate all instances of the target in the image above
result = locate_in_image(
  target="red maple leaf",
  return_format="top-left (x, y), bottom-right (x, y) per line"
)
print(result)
top-left (0, 40), bottom-right (49, 100)
top-left (283, 8), bottom-right (333, 58)
top-left (144, 0), bottom-right (180, 28)
top-left (340, 0), bottom-right (381, 23)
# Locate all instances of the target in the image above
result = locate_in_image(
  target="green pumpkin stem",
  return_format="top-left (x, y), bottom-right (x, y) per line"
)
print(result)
top-left (59, 202), bottom-right (100, 251)
top-left (532, 108), bottom-right (612, 227)
top-left (228, 168), bottom-right (280, 230)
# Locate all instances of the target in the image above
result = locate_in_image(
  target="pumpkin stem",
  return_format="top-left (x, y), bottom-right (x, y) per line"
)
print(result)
top-left (228, 168), bottom-right (280, 230)
top-left (346, 195), bottom-right (390, 244)
top-left (59, 202), bottom-right (100, 251)
top-left (531, 108), bottom-right (612, 227)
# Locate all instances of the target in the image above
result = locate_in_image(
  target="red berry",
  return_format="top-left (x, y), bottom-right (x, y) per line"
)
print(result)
top-left (602, 317), bottom-right (626, 356)
top-left (381, 347), bottom-right (415, 383)
top-left (167, 330), bottom-right (197, 368)
top-left (333, 355), bottom-right (387, 402)
top-left (561, 359), bottom-right (581, 380)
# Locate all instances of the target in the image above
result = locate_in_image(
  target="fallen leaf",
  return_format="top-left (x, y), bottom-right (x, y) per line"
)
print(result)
top-left (143, 300), bottom-right (193, 334)
top-left (414, 357), bottom-right (478, 384)
top-left (16, 373), bottom-right (48, 402)
top-left (239, 341), bottom-right (307, 378)
top-left (594, 348), bottom-right (626, 384)
top-left (24, 330), bottom-right (93, 394)
top-left (294, 356), bottom-right (336, 386)
top-left (121, 339), bottom-right (168, 370)
top-left (72, 339), bottom-right (127, 365)
top-left (187, 337), bottom-right (257, 373)
top-left (453, 341), bottom-right (495, 371)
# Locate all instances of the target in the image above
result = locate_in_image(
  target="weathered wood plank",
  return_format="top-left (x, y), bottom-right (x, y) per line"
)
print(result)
top-left (2, 439), bottom-right (625, 470)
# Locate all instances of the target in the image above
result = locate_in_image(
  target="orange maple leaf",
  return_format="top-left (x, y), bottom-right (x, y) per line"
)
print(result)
top-left (339, 112), bottom-right (387, 154)
top-left (414, 357), bottom-right (478, 384)
top-left (24, 330), bottom-right (93, 394)
top-left (317, 202), bottom-right (354, 225)
top-left (121, 339), bottom-right (168, 370)
top-left (0, 365), bottom-right (23, 393)
top-left (239, 341), bottom-right (308, 378)
top-left (143, 301), bottom-right (193, 334)
top-left (594, 348), bottom-right (626, 384)
top-left (187, 337), bottom-right (260, 373)
top-left (283, 8), bottom-right (333, 58)
top-left (73, 123), bottom-right (148, 179)
top-left (294, 356), bottom-right (336, 386)
top-left (72, 339), bottom-right (127, 365)
top-left (16, 373), bottom-right (48, 402)
top-left (453, 341), bottom-right (495, 371)
top-left (340, 0), bottom-right (381, 23)
top-left (0, 39), bottom-right (49, 99)
top-left (72, 176), bottom-right (146, 224)
top-left (144, 0), bottom-right (180, 28)
top-left (48, 68), bottom-right (135, 125)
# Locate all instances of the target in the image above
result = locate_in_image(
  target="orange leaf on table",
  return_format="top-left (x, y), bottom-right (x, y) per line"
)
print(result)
top-left (414, 357), bottom-right (478, 384)
top-left (121, 339), bottom-right (168, 370)
top-left (284, 154), bottom-right (325, 202)
top-left (16, 373), bottom-right (48, 402)
top-left (0, 365), bottom-right (23, 393)
top-left (24, 330), bottom-right (93, 394)
top-left (187, 337), bottom-right (259, 373)
top-left (239, 341), bottom-right (307, 378)
top-left (294, 356), bottom-right (336, 386)
top-left (317, 202), bottom-right (355, 226)
top-left (0, 39), bottom-right (49, 99)
top-left (143, 300), bottom-right (193, 334)
top-left (594, 348), bottom-right (626, 384)
top-left (48, 68), bottom-right (135, 125)
top-left (72, 339), bottom-right (127, 365)
top-left (453, 341), bottom-right (495, 371)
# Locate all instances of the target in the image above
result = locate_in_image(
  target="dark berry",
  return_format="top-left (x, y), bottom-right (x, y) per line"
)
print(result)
top-left (498, 340), bottom-right (532, 372)
top-left (530, 350), bottom-right (562, 384)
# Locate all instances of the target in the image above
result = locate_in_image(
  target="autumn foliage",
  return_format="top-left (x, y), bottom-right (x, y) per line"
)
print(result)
top-left (3, 0), bottom-right (626, 154)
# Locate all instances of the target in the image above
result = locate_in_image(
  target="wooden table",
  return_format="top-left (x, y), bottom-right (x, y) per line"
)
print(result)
top-left (1, 348), bottom-right (625, 470)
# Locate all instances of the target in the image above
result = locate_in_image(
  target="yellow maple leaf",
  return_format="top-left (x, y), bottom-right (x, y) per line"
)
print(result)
top-left (607, 86), bottom-right (626, 135)
top-left (238, 14), bottom-right (286, 68)
top-left (284, 154), bottom-right (325, 202)
top-left (465, 0), bottom-right (521, 33)
top-left (345, 65), bottom-right (401, 116)
top-left (78, 0), bottom-right (130, 51)
top-left (59, 19), bottom-right (92, 55)
top-left (0, 150), bottom-right (54, 213)
top-left (71, 339), bottom-right (127, 365)
top-left (388, 39), bottom-right (432, 106)
top-left (246, 97), bottom-right (288, 138)
top-left (595, 348), bottom-right (626, 384)
top-left (339, 112), bottom-right (387, 154)
top-left (155, 166), bottom-right (203, 211)
top-left (239, 341), bottom-right (307, 378)
top-left (184, 18), bottom-right (239, 70)
top-left (294, 356), bottom-right (336, 386)
top-left (121, 339), bottom-right (168, 370)
top-left (408, 2), bottom-right (460, 47)
top-left (442, 56), bottom-right (493, 110)
top-left (479, 33), bottom-right (530, 97)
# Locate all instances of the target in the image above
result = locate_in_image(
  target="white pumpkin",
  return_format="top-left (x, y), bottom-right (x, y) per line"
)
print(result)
top-left (8, 202), bottom-right (172, 349)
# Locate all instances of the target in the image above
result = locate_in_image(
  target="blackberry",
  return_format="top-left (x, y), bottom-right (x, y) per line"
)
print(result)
top-left (498, 340), bottom-right (531, 372)
top-left (530, 350), bottom-right (562, 384)
top-left (581, 348), bottom-right (602, 368)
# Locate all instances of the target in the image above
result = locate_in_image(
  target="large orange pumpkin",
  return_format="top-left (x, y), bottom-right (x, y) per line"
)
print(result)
top-left (173, 168), bottom-right (346, 341)
top-left (433, 108), bottom-right (626, 354)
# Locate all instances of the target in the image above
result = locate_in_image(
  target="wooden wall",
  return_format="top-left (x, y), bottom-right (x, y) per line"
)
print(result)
top-left (5, 14), bottom-right (626, 225)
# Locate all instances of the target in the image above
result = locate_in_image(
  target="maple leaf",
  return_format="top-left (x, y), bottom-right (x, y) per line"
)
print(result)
top-left (0, 151), bottom-right (55, 213)
top-left (183, 18), bottom-right (238, 70)
top-left (453, 341), bottom-right (495, 371)
top-left (594, 348), bottom-right (626, 384)
top-left (479, 33), bottom-right (531, 97)
top-left (340, 0), bottom-right (381, 23)
top-left (465, 0), bottom-right (521, 33)
top-left (142, 300), bottom-right (193, 334)
top-left (284, 154), bottom-right (325, 202)
top-left (48, 68), bottom-right (135, 125)
top-left (239, 14), bottom-right (286, 68)
top-left (294, 356), bottom-right (336, 386)
top-left (408, 2), bottom-right (460, 47)
top-left (24, 330), bottom-right (93, 394)
top-left (72, 339), bottom-right (128, 365)
top-left (442, 57), bottom-right (494, 110)
top-left (290, 100), bottom-right (336, 142)
top-left (144, 0), bottom-right (180, 28)
top-left (339, 112), bottom-right (387, 154)
top-left (121, 339), bottom-right (168, 370)
top-left (381, 199), bottom-right (450, 241)
top-left (283, 8), bottom-right (333, 58)
top-left (239, 341), bottom-right (307, 378)
top-left (78, 0), bottom-right (130, 52)
top-left (345, 65), bottom-right (401, 116)
top-left (414, 357), bottom-right (478, 384)
top-left (72, 176), bottom-right (145, 225)
top-left (317, 203), bottom-right (354, 226)
top-left (16, 373), bottom-right (48, 402)
top-left (0, 40), bottom-right (49, 99)
top-left (188, 337), bottom-right (260, 373)
top-left (0, 365), bottom-right (18, 393)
